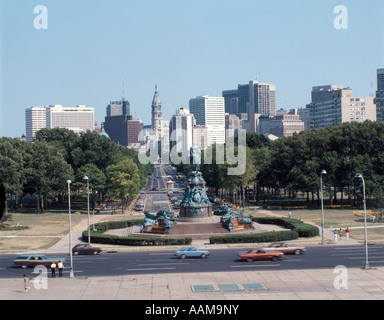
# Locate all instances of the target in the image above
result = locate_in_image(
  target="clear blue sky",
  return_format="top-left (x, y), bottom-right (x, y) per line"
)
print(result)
top-left (1, 0), bottom-right (383, 138)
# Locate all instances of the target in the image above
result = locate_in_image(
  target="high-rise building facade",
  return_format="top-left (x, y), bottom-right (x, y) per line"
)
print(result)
top-left (223, 80), bottom-right (276, 132)
top-left (104, 96), bottom-right (141, 148)
top-left (309, 88), bottom-right (376, 129)
top-left (25, 106), bottom-right (47, 142)
top-left (269, 114), bottom-right (304, 137)
top-left (375, 68), bottom-right (384, 121)
top-left (377, 68), bottom-right (384, 91)
top-left (46, 105), bottom-right (95, 133)
top-left (26, 104), bottom-right (95, 142)
top-left (103, 114), bottom-right (141, 147)
top-left (189, 96), bottom-right (225, 146)
top-left (106, 99), bottom-right (130, 117)
top-left (169, 108), bottom-right (195, 153)
top-left (311, 85), bottom-right (348, 103)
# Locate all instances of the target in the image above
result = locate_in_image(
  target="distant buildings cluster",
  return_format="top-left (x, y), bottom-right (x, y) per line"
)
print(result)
top-left (25, 68), bottom-right (384, 155)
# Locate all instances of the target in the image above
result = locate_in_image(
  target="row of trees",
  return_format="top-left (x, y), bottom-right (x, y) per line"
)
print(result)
top-left (0, 128), bottom-right (153, 213)
top-left (176, 121), bottom-right (384, 207)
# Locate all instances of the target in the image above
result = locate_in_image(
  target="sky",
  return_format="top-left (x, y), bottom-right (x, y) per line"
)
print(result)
top-left (0, 0), bottom-right (383, 138)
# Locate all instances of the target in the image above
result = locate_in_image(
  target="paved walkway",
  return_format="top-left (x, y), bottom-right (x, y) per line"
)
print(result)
top-left (2, 267), bottom-right (384, 300)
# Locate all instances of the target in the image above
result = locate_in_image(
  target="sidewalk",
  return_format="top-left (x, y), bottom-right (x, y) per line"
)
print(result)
top-left (2, 267), bottom-right (384, 300)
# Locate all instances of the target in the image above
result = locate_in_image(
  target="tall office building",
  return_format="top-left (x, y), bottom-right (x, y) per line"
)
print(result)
top-left (26, 104), bottom-right (94, 142)
top-left (104, 97), bottom-right (141, 148)
top-left (103, 114), bottom-right (141, 147)
top-left (223, 80), bottom-right (276, 132)
top-left (46, 105), bottom-right (95, 133)
top-left (169, 108), bottom-right (195, 153)
top-left (375, 68), bottom-right (384, 121)
top-left (189, 95), bottom-right (225, 146)
top-left (25, 106), bottom-right (47, 142)
top-left (309, 88), bottom-right (376, 129)
top-left (311, 85), bottom-right (348, 103)
top-left (377, 68), bottom-right (384, 91)
top-left (106, 99), bottom-right (130, 117)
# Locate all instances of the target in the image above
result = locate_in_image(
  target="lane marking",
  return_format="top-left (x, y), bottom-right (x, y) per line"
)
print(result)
top-left (230, 264), bottom-right (280, 268)
top-left (127, 267), bottom-right (176, 271)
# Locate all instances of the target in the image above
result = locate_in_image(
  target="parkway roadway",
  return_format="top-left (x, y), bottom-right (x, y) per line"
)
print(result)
top-left (1, 244), bottom-right (384, 279)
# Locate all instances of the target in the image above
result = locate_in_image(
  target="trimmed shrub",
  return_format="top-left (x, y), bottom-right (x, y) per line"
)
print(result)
top-left (253, 217), bottom-right (319, 238)
top-left (210, 230), bottom-right (299, 244)
top-left (209, 217), bottom-right (319, 244)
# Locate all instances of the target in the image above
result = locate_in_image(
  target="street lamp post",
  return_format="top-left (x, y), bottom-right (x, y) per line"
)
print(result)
top-left (66, 180), bottom-right (75, 278)
top-left (354, 173), bottom-right (369, 269)
top-left (83, 176), bottom-right (91, 245)
top-left (320, 170), bottom-right (327, 245)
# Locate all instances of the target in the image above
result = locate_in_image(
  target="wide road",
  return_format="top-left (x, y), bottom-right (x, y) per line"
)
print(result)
top-left (1, 244), bottom-right (384, 279)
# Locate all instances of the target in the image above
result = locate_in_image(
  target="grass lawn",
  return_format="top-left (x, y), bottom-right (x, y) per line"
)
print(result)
top-left (245, 207), bottom-right (384, 241)
top-left (0, 197), bottom-right (90, 250)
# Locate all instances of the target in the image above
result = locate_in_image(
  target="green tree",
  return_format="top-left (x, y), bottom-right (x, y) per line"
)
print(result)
top-left (23, 141), bottom-right (73, 212)
top-left (105, 158), bottom-right (141, 213)
top-left (74, 164), bottom-right (106, 209)
top-left (0, 138), bottom-right (25, 210)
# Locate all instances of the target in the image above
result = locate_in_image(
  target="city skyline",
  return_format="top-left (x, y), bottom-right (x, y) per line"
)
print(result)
top-left (1, 0), bottom-right (383, 138)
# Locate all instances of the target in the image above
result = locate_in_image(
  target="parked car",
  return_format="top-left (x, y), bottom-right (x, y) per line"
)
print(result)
top-left (134, 204), bottom-right (144, 211)
top-left (237, 249), bottom-right (284, 262)
top-left (13, 254), bottom-right (66, 269)
top-left (72, 244), bottom-right (102, 255)
top-left (262, 242), bottom-right (306, 255)
top-left (174, 246), bottom-right (210, 259)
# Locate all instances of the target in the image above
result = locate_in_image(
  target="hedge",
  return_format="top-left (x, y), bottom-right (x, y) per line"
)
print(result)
top-left (82, 219), bottom-right (192, 246)
top-left (210, 230), bottom-right (299, 244)
top-left (252, 217), bottom-right (320, 238)
top-left (209, 217), bottom-right (319, 244)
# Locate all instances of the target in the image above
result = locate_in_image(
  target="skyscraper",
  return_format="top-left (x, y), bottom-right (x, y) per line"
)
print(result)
top-left (375, 68), bottom-right (384, 121)
top-left (189, 96), bottom-right (225, 146)
top-left (103, 114), bottom-right (141, 147)
top-left (377, 68), bottom-right (384, 91)
top-left (26, 104), bottom-right (95, 142)
top-left (223, 80), bottom-right (276, 132)
top-left (106, 99), bottom-right (130, 117)
top-left (46, 105), bottom-right (95, 133)
top-left (309, 88), bottom-right (376, 129)
top-left (104, 97), bottom-right (141, 148)
top-left (25, 106), bottom-right (47, 142)
top-left (169, 108), bottom-right (195, 153)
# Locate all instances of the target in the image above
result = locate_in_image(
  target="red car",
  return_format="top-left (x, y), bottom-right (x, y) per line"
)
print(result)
top-left (238, 249), bottom-right (284, 262)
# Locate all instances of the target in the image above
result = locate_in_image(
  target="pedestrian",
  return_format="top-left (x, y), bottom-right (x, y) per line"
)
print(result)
top-left (288, 211), bottom-right (292, 218)
top-left (372, 215), bottom-right (376, 224)
top-left (345, 227), bottom-right (350, 240)
top-left (23, 274), bottom-right (30, 293)
top-left (339, 228), bottom-right (343, 240)
top-left (50, 262), bottom-right (57, 278)
top-left (57, 260), bottom-right (64, 278)
top-left (333, 229), bottom-right (338, 242)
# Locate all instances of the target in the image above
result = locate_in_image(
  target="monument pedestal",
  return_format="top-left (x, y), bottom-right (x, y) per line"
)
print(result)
top-left (179, 170), bottom-right (213, 222)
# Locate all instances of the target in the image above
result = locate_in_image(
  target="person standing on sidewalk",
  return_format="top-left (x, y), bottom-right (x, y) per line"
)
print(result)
top-left (339, 228), bottom-right (343, 240)
top-left (23, 274), bottom-right (30, 293)
top-left (345, 227), bottom-right (350, 240)
top-left (333, 229), bottom-right (338, 242)
top-left (50, 262), bottom-right (57, 278)
top-left (57, 260), bottom-right (64, 277)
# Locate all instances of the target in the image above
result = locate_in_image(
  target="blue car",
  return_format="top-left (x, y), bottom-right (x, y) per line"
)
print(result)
top-left (174, 246), bottom-right (210, 259)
